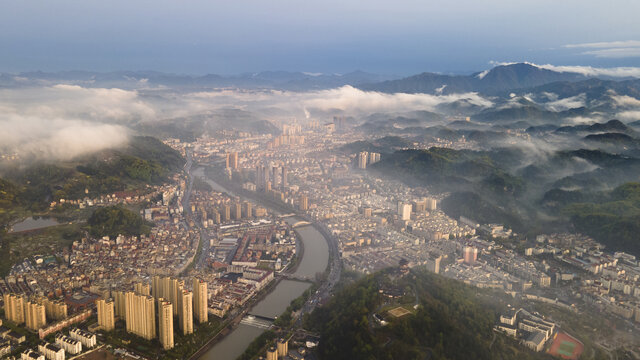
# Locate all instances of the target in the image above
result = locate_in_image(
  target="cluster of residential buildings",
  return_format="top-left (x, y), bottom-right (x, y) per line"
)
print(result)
top-left (48, 177), bottom-right (185, 211)
top-left (5, 327), bottom-right (96, 360)
top-left (526, 233), bottom-right (640, 326)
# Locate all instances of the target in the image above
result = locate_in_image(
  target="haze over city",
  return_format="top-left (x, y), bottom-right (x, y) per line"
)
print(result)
top-left (2, 2), bottom-right (640, 360)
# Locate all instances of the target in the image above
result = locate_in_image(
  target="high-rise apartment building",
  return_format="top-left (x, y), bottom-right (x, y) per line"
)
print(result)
top-left (179, 290), bottom-right (194, 335)
top-left (152, 276), bottom-right (183, 316)
top-left (41, 298), bottom-right (67, 321)
top-left (222, 204), bottom-right (231, 222)
top-left (152, 276), bottom-right (162, 299)
top-left (97, 298), bottom-right (115, 331)
top-left (234, 202), bottom-right (242, 220)
top-left (412, 198), bottom-right (427, 213)
top-left (368, 152), bottom-right (381, 165)
top-left (427, 197), bottom-right (437, 211)
top-left (243, 201), bottom-right (252, 218)
top-left (226, 152), bottom-right (238, 169)
top-left (112, 290), bottom-right (127, 318)
top-left (25, 300), bottom-right (46, 330)
top-left (125, 292), bottom-right (156, 340)
top-left (193, 278), bottom-right (208, 323)
top-left (255, 165), bottom-right (264, 190)
top-left (166, 278), bottom-right (184, 316)
top-left (299, 195), bottom-right (309, 211)
top-left (3, 293), bottom-right (25, 324)
top-left (427, 256), bottom-right (441, 274)
top-left (158, 299), bottom-right (174, 350)
top-left (271, 166), bottom-right (279, 186)
top-left (134, 282), bottom-right (150, 296)
top-left (212, 209), bottom-right (221, 224)
top-left (281, 166), bottom-right (288, 190)
top-left (463, 246), bottom-right (478, 265)
top-left (277, 338), bottom-right (289, 357)
top-left (266, 346), bottom-right (278, 360)
top-left (358, 152), bottom-right (368, 169)
top-left (397, 201), bottom-right (411, 221)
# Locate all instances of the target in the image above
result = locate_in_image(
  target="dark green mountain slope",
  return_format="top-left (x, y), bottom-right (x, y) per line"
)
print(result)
top-left (306, 269), bottom-right (553, 360)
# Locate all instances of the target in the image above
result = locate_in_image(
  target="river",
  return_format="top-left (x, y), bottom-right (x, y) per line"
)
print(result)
top-left (196, 168), bottom-right (330, 360)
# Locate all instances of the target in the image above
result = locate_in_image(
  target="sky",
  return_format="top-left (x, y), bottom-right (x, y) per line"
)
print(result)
top-left (1, 0), bottom-right (640, 75)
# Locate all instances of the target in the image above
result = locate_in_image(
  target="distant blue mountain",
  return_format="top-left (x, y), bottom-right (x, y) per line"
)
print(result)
top-left (0, 69), bottom-right (399, 91)
top-left (359, 63), bottom-right (588, 94)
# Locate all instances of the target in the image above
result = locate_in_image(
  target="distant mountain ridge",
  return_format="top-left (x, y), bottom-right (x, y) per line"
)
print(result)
top-left (0, 69), bottom-right (399, 91)
top-left (4, 63), bottom-right (640, 96)
top-left (359, 63), bottom-right (589, 94)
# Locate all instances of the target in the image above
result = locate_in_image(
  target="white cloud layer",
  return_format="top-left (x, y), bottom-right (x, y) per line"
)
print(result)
top-left (612, 95), bottom-right (640, 108)
top-left (184, 85), bottom-right (493, 119)
top-left (544, 93), bottom-right (586, 111)
top-left (0, 84), bottom-right (494, 162)
top-left (0, 116), bottom-right (129, 161)
top-left (617, 111), bottom-right (640, 122)
top-left (299, 86), bottom-right (493, 113)
top-left (565, 40), bottom-right (640, 59)
top-left (0, 85), bottom-right (153, 162)
top-left (565, 40), bottom-right (640, 49)
top-left (489, 61), bottom-right (640, 78)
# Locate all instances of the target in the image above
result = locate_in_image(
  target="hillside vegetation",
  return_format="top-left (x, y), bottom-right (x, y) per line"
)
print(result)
top-left (88, 206), bottom-right (152, 239)
top-left (559, 182), bottom-right (640, 255)
top-left (306, 269), bottom-right (552, 360)
top-left (372, 144), bottom-right (640, 255)
top-left (0, 136), bottom-right (183, 228)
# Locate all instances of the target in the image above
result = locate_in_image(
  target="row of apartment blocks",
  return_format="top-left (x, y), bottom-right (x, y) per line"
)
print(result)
top-left (3, 293), bottom-right (53, 331)
top-left (96, 276), bottom-right (208, 350)
top-left (396, 198), bottom-right (438, 221)
top-left (259, 337), bottom-right (289, 360)
top-left (356, 151), bottom-right (381, 169)
top-left (199, 201), bottom-right (261, 225)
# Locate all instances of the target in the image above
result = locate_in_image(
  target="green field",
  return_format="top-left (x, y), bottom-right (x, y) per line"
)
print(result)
top-left (558, 341), bottom-right (576, 356)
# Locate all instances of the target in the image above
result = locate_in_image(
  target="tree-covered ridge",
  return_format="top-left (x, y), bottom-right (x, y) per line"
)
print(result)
top-left (306, 269), bottom-right (552, 360)
top-left (372, 144), bottom-right (640, 248)
top-left (0, 178), bottom-right (23, 231)
top-left (440, 191), bottom-right (525, 231)
top-left (340, 136), bottom-right (413, 155)
top-left (372, 147), bottom-right (499, 183)
top-left (0, 136), bottom-right (183, 213)
top-left (561, 182), bottom-right (640, 255)
top-left (122, 136), bottom-right (185, 170)
top-left (88, 205), bottom-right (151, 239)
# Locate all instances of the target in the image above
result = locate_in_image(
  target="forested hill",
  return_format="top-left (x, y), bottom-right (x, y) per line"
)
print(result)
top-left (305, 269), bottom-right (553, 360)
top-left (0, 136), bottom-right (183, 229)
top-left (553, 182), bottom-right (640, 256)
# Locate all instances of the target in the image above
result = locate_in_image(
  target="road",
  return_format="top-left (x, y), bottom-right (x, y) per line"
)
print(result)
top-left (294, 220), bottom-right (342, 328)
top-left (180, 148), bottom-right (211, 275)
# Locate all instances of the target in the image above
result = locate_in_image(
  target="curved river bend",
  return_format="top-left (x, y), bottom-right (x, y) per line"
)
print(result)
top-left (197, 169), bottom-right (329, 360)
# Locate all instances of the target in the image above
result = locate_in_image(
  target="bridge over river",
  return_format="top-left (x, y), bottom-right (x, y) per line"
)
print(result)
top-left (291, 220), bottom-right (311, 228)
top-left (197, 173), bottom-right (330, 360)
top-left (239, 314), bottom-right (274, 330)
top-left (277, 273), bottom-right (314, 282)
